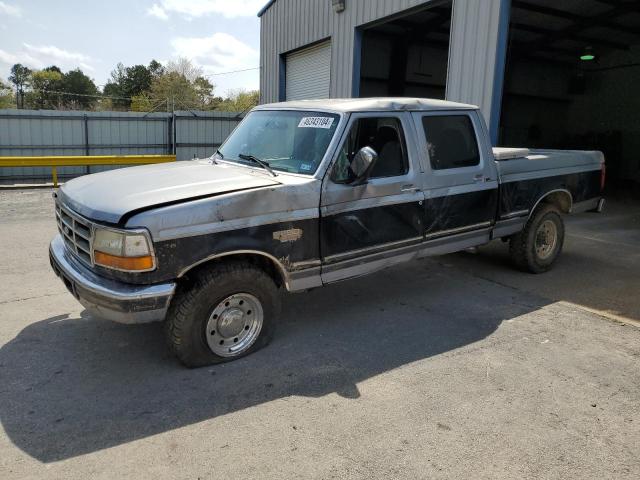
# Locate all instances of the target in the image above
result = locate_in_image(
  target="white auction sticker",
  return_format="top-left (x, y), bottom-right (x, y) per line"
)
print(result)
top-left (298, 117), bottom-right (334, 129)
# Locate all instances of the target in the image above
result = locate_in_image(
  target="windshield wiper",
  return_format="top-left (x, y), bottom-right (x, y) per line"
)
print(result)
top-left (238, 153), bottom-right (277, 177)
top-left (208, 149), bottom-right (224, 164)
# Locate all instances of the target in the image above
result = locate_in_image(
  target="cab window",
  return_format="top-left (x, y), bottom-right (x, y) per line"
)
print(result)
top-left (331, 117), bottom-right (408, 183)
top-left (422, 115), bottom-right (480, 170)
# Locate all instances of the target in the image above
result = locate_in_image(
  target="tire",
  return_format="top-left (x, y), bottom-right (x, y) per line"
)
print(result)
top-left (165, 261), bottom-right (281, 368)
top-left (509, 204), bottom-right (565, 274)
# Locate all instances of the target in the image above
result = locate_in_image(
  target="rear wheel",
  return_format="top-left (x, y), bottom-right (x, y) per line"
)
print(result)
top-left (509, 204), bottom-right (565, 273)
top-left (165, 261), bottom-right (280, 367)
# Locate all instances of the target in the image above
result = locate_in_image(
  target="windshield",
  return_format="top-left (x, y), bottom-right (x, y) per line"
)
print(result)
top-left (218, 110), bottom-right (341, 175)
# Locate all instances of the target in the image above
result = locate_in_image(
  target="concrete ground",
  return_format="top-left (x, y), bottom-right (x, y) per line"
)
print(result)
top-left (0, 189), bottom-right (638, 480)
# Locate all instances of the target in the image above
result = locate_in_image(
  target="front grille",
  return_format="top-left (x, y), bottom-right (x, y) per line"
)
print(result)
top-left (55, 203), bottom-right (93, 266)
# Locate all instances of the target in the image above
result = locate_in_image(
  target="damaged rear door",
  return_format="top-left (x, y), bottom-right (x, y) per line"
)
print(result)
top-left (413, 110), bottom-right (499, 252)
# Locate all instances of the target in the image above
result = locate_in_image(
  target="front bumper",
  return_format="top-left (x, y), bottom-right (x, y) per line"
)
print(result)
top-left (49, 234), bottom-right (176, 324)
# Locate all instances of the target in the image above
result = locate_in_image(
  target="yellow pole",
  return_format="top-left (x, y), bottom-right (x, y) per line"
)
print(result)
top-left (0, 155), bottom-right (176, 187)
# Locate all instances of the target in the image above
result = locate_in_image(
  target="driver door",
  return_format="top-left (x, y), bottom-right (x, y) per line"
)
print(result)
top-left (320, 112), bottom-right (425, 283)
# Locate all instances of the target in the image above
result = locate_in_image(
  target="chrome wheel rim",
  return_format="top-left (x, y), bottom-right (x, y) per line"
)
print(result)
top-left (535, 219), bottom-right (558, 260)
top-left (206, 293), bottom-right (263, 357)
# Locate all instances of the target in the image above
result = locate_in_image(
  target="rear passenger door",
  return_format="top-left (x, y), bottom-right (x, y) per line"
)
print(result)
top-left (320, 112), bottom-right (424, 283)
top-left (412, 111), bottom-right (498, 250)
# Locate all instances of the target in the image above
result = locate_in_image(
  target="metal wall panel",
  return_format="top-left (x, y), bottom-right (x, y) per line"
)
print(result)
top-left (259, 0), bottom-right (505, 130)
top-left (174, 111), bottom-right (242, 161)
top-left (0, 109), bottom-right (243, 181)
top-left (447, 0), bottom-right (506, 128)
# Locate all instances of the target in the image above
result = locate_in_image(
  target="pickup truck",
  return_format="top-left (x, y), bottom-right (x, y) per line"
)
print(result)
top-left (49, 98), bottom-right (605, 367)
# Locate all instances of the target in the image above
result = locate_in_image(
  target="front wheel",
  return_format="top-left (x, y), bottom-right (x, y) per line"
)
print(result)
top-left (509, 204), bottom-right (565, 273)
top-left (165, 261), bottom-right (280, 367)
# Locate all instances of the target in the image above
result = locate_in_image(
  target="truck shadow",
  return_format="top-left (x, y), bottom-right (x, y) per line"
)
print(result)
top-left (446, 240), bottom-right (640, 321)
top-left (441, 204), bottom-right (640, 322)
top-left (0, 259), bottom-right (546, 462)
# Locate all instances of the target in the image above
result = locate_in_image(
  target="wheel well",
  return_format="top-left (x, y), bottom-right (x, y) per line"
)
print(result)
top-left (178, 253), bottom-right (287, 289)
top-left (535, 190), bottom-right (572, 215)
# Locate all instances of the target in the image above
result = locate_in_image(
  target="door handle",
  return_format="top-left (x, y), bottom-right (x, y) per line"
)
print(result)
top-left (473, 174), bottom-right (484, 182)
top-left (401, 184), bottom-right (420, 193)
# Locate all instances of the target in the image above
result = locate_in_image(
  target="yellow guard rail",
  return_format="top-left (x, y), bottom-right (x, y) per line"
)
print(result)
top-left (0, 154), bottom-right (176, 187)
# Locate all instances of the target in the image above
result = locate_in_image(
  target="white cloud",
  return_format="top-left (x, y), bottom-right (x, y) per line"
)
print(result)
top-left (0, 1), bottom-right (21, 17)
top-left (79, 62), bottom-right (95, 72)
top-left (24, 43), bottom-right (91, 64)
top-left (171, 32), bottom-right (258, 73)
top-left (0, 48), bottom-right (45, 69)
top-left (0, 48), bottom-right (18, 65)
top-left (0, 44), bottom-right (95, 73)
top-left (149, 0), bottom-right (265, 20)
top-left (147, 3), bottom-right (168, 20)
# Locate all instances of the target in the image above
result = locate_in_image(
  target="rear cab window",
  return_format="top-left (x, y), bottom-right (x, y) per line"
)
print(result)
top-left (422, 115), bottom-right (480, 170)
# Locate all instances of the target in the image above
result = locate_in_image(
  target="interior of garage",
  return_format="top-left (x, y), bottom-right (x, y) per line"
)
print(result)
top-left (499, 0), bottom-right (640, 191)
top-left (357, 1), bottom-right (452, 99)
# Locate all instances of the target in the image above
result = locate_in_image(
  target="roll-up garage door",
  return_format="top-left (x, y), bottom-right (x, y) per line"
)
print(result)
top-left (285, 41), bottom-right (331, 101)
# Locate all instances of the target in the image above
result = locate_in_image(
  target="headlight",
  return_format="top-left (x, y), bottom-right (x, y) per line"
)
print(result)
top-left (93, 228), bottom-right (155, 272)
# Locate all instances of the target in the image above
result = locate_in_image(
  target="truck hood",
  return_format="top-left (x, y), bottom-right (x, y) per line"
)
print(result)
top-left (58, 160), bottom-right (281, 224)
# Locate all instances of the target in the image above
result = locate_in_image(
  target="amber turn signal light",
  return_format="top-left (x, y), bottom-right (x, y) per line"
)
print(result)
top-left (94, 251), bottom-right (154, 271)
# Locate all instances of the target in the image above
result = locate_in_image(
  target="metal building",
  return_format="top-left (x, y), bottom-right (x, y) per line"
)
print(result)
top-left (259, 0), bottom-right (508, 142)
top-left (259, 0), bottom-right (640, 187)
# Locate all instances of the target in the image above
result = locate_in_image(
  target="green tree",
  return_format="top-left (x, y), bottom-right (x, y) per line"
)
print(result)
top-left (103, 62), bottom-right (157, 109)
top-left (216, 90), bottom-right (259, 112)
top-left (60, 69), bottom-right (99, 109)
top-left (8, 63), bottom-right (31, 108)
top-left (0, 80), bottom-right (14, 109)
top-left (130, 94), bottom-right (153, 112)
top-left (193, 76), bottom-right (217, 109)
top-left (103, 63), bottom-right (130, 109)
top-left (123, 65), bottom-right (152, 98)
top-left (149, 71), bottom-right (199, 111)
top-left (27, 67), bottom-right (63, 109)
top-left (131, 59), bottom-right (225, 111)
top-left (44, 66), bottom-right (62, 74)
top-left (148, 59), bottom-right (164, 78)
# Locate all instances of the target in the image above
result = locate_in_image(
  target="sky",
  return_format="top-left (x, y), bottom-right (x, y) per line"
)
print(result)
top-left (0, 0), bottom-right (266, 97)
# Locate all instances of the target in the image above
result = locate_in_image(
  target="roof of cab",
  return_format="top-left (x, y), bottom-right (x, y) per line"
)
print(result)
top-left (255, 97), bottom-right (478, 113)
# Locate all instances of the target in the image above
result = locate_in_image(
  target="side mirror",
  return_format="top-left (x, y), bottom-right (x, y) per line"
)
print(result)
top-left (348, 146), bottom-right (378, 185)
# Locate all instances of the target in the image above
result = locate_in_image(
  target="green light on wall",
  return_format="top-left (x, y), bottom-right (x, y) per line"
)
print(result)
top-left (580, 47), bottom-right (595, 61)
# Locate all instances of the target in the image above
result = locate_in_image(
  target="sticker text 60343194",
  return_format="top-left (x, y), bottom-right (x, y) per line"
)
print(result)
top-left (298, 117), bottom-right (334, 129)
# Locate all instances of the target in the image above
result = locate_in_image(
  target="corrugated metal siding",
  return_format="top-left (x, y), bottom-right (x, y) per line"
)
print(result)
top-left (0, 109), bottom-right (242, 181)
top-left (260, 0), bottom-right (432, 103)
top-left (285, 41), bottom-right (332, 100)
top-left (447, 0), bottom-right (505, 127)
top-left (175, 111), bottom-right (242, 161)
top-left (260, 0), bottom-right (504, 128)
